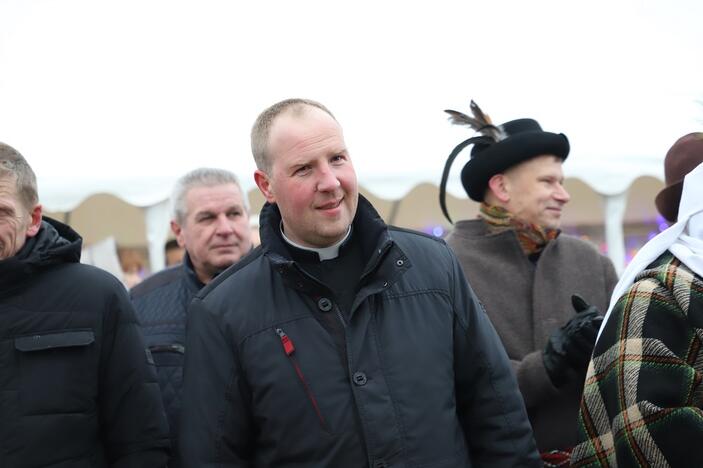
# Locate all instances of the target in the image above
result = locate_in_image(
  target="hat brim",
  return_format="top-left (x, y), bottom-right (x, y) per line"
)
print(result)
top-left (461, 132), bottom-right (570, 201)
top-left (655, 181), bottom-right (683, 223)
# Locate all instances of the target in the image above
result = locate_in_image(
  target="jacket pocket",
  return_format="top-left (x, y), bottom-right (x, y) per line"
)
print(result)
top-left (275, 327), bottom-right (330, 433)
top-left (15, 328), bottom-right (98, 413)
top-left (15, 330), bottom-right (95, 352)
top-left (149, 343), bottom-right (185, 366)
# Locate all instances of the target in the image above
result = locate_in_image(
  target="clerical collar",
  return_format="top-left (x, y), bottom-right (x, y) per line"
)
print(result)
top-left (280, 222), bottom-right (352, 260)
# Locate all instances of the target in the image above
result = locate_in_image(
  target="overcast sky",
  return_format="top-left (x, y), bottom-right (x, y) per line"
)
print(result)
top-left (1, 0), bottom-right (702, 205)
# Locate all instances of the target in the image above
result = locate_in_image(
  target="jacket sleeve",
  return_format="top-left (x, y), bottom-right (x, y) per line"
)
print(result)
top-left (513, 350), bottom-right (586, 410)
top-left (179, 296), bottom-right (254, 467)
top-left (572, 274), bottom-right (703, 467)
top-left (99, 281), bottom-right (171, 468)
top-left (450, 250), bottom-right (541, 468)
top-left (513, 253), bottom-right (620, 410)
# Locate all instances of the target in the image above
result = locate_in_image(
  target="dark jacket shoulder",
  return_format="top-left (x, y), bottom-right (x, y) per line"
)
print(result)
top-left (196, 245), bottom-right (265, 301)
top-left (131, 264), bottom-right (184, 298)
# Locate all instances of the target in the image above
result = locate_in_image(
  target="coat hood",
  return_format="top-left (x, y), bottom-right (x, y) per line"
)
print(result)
top-left (0, 216), bottom-right (82, 290)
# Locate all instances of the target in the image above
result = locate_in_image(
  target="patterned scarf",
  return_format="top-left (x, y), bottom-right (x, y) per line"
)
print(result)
top-left (479, 203), bottom-right (560, 256)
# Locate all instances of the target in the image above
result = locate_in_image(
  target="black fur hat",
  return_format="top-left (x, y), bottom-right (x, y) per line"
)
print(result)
top-left (440, 101), bottom-right (569, 223)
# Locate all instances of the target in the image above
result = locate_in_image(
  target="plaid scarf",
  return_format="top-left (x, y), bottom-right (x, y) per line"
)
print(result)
top-left (479, 203), bottom-right (560, 256)
top-left (571, 252), bottom-right (703, 467)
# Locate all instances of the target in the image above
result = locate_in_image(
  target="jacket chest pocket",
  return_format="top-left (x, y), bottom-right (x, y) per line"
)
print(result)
top-left (15, 329), bottom-right (97, 413)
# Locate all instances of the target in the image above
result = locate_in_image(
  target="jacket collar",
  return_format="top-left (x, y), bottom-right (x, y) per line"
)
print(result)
top-left (259, 194), bottom-right (392, 267)
top-left (0, 216), bottom-right (82, 292)
top-left (182, 252), bottom-right (206, 291)
top-left (258, 195), bottom-right (402, 296)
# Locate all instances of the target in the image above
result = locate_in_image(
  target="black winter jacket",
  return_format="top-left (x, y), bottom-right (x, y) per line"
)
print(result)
top-left (180, 197), bottom-right (540, 467)
top-left (0, 218), bottom-right (170, 468)
top-left (131, 254), bottom-right (204, 468)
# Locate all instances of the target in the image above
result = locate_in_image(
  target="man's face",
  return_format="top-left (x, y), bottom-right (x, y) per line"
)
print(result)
top-left (502, 155), bottom-right (571, 229)
top-left (254, 107), bottom-right (359, 248)
top-left (0, 176), bottom-right (41, 260)
top-left (171, 183), bottom-right (252, 284)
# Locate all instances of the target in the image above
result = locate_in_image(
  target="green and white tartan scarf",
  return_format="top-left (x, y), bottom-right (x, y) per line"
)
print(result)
top-left (571, 252), bottom-right (703, 467)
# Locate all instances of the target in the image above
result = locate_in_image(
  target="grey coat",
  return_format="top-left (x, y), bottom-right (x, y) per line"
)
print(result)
top-left (445, 219), bottom-right (618, 452)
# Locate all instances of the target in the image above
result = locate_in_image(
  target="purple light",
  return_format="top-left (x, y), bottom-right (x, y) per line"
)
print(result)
top-left (432, 226), bottom-right (444, 237)
top-left (656, 214), bottom-right (670, 232)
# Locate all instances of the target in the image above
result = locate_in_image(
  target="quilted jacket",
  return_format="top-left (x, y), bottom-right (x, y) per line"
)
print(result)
top-left (131, 254), bottom-right (203, 468)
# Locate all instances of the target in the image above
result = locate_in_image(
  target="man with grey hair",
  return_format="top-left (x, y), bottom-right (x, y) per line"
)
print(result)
top-left (0, 142), bottom-right (170, 467)
top-left (131, 167), bottom-right (253, 468)
top-left (180, 99), bottom-right (540, 467)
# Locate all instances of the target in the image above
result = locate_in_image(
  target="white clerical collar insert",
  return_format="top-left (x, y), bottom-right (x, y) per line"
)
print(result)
top-left (280, 223), bottom-right (352, 261)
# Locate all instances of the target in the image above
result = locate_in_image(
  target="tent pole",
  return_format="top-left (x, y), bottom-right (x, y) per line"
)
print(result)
top-left (144, 199), bottom-right (171, 274)
top-left (603, 192), bottom-right (627, 276)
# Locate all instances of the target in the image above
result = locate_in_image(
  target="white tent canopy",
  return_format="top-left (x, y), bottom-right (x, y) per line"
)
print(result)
top-left (2, 0), bottom-right (702, 271)
top-left (37, 158), bottom-right (664, 274)
top-left (37, 156), bottom-right (665, 213)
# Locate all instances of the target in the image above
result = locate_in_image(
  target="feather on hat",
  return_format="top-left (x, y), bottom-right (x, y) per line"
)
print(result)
top-left (439, 100), bottom-right (569, 223)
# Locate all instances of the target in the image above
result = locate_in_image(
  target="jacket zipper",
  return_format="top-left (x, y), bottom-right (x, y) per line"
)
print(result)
top-left (275, 328), bottom-right (329, 432)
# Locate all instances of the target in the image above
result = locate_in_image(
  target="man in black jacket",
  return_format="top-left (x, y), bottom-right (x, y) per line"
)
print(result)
top-left (131, 167), bottom-right (253, 467)
top-left (0, 142), bottom-right (170, 468)
top-left (180, 99), bottom-right (540, 467)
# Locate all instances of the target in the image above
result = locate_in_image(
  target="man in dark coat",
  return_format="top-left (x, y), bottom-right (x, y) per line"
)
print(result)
top-left (0, 142), bottom-right (170, 467)
top-left (131, 167), bottom-right (253, 467)
top-left (439, 101), bottom-right (618, 464)
top-left (180, 98), bottom-right (541, 467)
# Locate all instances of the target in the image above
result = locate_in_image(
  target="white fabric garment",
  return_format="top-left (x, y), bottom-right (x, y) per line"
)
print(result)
top-left (597, 161), bottom-right (703, 342)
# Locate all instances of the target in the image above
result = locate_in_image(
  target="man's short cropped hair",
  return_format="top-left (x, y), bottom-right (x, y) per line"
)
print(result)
top-left (0, 142), bottom-right (38, 211)
top-left (250, 98), bottom-right (336, 173)
top-left (171, 168), bottom-right (248, 224)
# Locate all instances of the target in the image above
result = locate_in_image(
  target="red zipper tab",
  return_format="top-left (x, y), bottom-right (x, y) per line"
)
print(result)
top-left (276, 328), bottom-right (295, 356)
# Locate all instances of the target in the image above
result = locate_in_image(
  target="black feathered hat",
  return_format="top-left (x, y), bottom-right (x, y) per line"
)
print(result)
top-left (439, 101), bottom-right (570, 223)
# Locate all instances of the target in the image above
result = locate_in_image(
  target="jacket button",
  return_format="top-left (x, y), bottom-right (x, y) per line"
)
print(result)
top-left (395, 259), bottom-right (404, 267)
top-left (317, 297), bottom-right (332, 312)
top-left (352, 371), bottom-right (367, 386)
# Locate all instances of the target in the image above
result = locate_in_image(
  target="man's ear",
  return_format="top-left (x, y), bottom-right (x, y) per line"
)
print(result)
top-left (170, 220), bottom-right (186, 248)
top-left (254, 170), bottom-right (276, 203)
top-left (25, 204), bottom-right (42, 238)
top-left (487, 174), bottom-right (510, 203)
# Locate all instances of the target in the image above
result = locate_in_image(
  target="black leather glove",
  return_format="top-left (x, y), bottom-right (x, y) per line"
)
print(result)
top-left (543, 294), bottom-right (603, 388)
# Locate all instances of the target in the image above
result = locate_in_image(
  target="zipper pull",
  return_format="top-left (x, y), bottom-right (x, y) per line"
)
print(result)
top-left (275, 328), bottom-right (295, 356)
